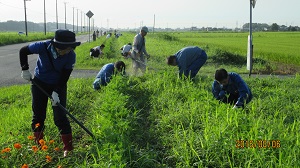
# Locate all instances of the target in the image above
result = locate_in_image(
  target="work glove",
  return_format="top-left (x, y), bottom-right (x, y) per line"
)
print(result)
top-left (21, 70), bottom-right (32, 81)
top-left (232, 102), bottom-right (244, 109)
top-left (51, 91), bottom-right (60, 106)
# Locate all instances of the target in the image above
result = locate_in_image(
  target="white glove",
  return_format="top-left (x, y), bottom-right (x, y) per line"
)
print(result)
top-left (21, 70), bottom-right (32, 81)
top-left (232, 105), bottom-right (239, 109)
top-left (51, 91), bottom-right (60, 106)
top-left (232, 105), bottom-right (243, 109)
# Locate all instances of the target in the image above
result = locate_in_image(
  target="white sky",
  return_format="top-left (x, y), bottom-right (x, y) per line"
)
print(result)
top-left (0, 0), bottom-right (299, 29)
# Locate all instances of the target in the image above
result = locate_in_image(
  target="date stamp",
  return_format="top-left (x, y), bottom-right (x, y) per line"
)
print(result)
top-left (236, 140), bottom-right (281, 149)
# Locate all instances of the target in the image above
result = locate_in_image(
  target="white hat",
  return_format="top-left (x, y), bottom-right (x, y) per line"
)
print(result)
top-left (141, 26), bottom-right (149, 33)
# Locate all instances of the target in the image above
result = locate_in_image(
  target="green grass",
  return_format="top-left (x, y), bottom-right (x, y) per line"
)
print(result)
top-left (0, 32), bottom-right (299, 167)
top-left (0, 32), bottom-right (55, 46)
top-left (169, 31), bottom-right (300, 69)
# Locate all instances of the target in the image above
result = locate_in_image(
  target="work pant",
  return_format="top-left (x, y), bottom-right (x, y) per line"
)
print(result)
top-left (131, 52), bottom-right (146, 74)
top-left (31, 77), bottom-right (72, 134)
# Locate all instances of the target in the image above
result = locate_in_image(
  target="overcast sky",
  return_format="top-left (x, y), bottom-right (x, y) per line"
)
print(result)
top-left (0, 0), bottom-right (299, 29)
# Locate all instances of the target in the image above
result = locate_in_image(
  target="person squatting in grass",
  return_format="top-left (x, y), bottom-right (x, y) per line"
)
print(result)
top-left (131, 26), bottom-right (150, 75)
top-left (212, 68), bottom-right (253, 109)
top-left (120, 43), bottom-right (132, 58)
top-left (166, 46), bottom-right (207, 80)
top-left (90, 44), bottom-right (105, 58)
top-left (93, 61), bottom-right (126, 90)
top-left (19, 29), bottom-right (81, 157)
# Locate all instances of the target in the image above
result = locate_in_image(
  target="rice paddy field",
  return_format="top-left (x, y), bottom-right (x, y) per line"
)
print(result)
top-left (0, 31), bottom-right (299, 167)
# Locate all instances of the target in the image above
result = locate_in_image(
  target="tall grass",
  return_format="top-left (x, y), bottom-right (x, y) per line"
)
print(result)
top-left (0, 32), bottom-right (299, 167)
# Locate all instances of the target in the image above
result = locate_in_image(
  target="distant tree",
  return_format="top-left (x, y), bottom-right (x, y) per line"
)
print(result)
top-left (279, 25), bottom-right (288, 31)
top-left (0, 20), bottom-right (89, 32)
top-left (270, 23), bottom-right (279, 31)
top-left (242, 23), bottom-right (270, 31)
top-left (287, 26), bottom-right (297, 31)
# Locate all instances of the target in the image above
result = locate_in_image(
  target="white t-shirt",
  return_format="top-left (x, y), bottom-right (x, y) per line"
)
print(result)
top-left (90, 46), bottom-right (103, 56)
top-left (122, 44), bottom-right (132, 54)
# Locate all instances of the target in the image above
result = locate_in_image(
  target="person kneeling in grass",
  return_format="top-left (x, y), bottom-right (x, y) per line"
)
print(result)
top-left (90, 44), bottom-right (105, 58)
top-left (120, 43), bottom-right (132, 58)
top-left (212, 68), bottom-right (253, 109)
top-left (93, 61), bottom-right (126, 90)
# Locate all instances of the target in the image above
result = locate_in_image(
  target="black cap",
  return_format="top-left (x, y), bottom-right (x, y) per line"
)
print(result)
top-left (52, 30), bottom-right (81, 49)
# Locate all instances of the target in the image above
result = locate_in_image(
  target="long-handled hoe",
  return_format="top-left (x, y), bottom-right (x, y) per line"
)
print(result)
top-left (30, 78), bottom-right (98, 142)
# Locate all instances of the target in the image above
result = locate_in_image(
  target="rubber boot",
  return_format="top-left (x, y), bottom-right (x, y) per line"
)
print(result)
top-left (34, 132), bottom-right (44, 146)
top-left (61, 133), bottom-right (73, 157)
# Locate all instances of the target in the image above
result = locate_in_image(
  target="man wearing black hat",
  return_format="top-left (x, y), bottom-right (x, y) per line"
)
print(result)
top-left (19, 29), bottom-right (81, 157)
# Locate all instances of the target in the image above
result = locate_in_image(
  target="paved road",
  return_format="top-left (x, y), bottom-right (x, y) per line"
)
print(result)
top-left (0, 34), bottom-right (97, 87)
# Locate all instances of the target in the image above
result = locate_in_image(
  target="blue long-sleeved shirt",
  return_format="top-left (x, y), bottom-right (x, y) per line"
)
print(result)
top-left (93, 63), bottom-right (114, 90)
top-left (212, 72), bottom-right (252, 105)
top-left (26, 41), bottom-right (76, 85)
top-left (174, 46), bottom-right (206, 78)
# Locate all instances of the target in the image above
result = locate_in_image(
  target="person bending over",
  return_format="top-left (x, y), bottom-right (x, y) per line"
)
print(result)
top-left (166, 46), bottom-right (207, 80)
top-left (19, 29), bottom-right (81, 157)
top-left (93, 61), bottom-right (126, 90)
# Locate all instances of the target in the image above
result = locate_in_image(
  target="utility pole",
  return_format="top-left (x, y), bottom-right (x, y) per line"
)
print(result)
top-left (73, 6), bottom-right (75, 32)
top-left (107, 19), bottom-right (109, 30)
top-left (84, 13), bottom-right (85, 33)
top-left (44, 0), bottom-right (46, 35)
top-left (81, 11), bottom-right (82, 33)
top-left (23, 0), bottom-right (29, 36)
top-left (92, 18), bottom-right (94, 31)
top-left (56, 0), bottom-right (58, 29)
top-left (76, 8), bottom-right (78, 33)
top-left (247, 0), bottom-right (256, 76)
top-left (64, 2), bottom-right (67, 29)
top-left (153, 14), bottom-right (155, 33)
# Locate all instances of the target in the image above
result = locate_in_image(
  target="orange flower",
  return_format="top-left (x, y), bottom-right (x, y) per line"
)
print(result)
top-left (41, 145), bottom-right (48, 151)
top-left (14, 143), bottom-right (22, 149)
top-left (58, 165), bottom-right (62, 168)
top-left (54, 147), bottom-right (60, 151)
top-left (39, 139), bottom-right (45, 146)
top-left (22, 164), bottom-right (29, 168)
top-left (1, 147), bottom-right (11, 153)
top-left (32, 146), bottom-right (39, 153)
top-left (35, 123), bottom-right (40, 128)
top-left (28, 135), bottom-right (34, 140)
top-left (46, 155), bottom-right (52, 162)
top-left (49, 140), bottom-right (55, 144)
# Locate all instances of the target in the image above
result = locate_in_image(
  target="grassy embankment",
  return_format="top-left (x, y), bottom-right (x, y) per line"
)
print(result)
top-left (0, 32), bottom-right (299, 167)
top-left (0, 32), bottom-right (55, 46)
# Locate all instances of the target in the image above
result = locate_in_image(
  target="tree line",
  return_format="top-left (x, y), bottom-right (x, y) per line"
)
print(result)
top-left (0, 20), bottom-right (90, 33)
top-left (242, 23), bottom-right (299, 31)
top-left (0, 20), bottom-right (299, 32)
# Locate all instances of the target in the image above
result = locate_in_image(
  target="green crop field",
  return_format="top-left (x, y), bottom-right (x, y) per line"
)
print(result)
top-left (175, 32), bottom-right (300, 66)
top-left (0, 31), bottom-right (299, 167)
